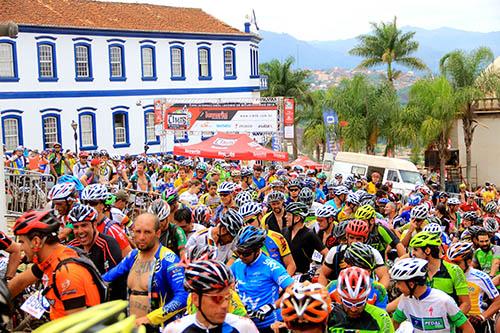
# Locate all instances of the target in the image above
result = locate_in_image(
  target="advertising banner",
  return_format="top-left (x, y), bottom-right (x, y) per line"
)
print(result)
top-left (283, 98), bottom-right (295, 126)
top-left (154, 99), bottom-right (164, 125)
top-left (322, 107), bottom-right (339, 156)
top-left (163, 104), bottom-right (278, 133)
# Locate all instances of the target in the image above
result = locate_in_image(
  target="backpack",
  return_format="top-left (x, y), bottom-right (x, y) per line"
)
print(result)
top-left (48, 247), bottom-right (108, 303)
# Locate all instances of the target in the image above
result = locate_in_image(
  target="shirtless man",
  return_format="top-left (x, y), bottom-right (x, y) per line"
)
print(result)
top-left (128, 162), bottom-right (152, 193)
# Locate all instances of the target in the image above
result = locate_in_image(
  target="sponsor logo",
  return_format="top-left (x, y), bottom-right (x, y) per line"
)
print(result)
top-left (213, 138), bottom-right (237, 147)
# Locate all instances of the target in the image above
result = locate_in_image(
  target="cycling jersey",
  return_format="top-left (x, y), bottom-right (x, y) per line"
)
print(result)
top-left (185, 227), bottom-right (234, 263)
top-left (164, 313), bottom-right (259, 333)
top-left (327, 278), bottom-right (388, 309)
top-left (393, 287), bottom-right (468, 333)
top-left (261, 211), bottom-right (286, 234)
top-left (367, 223), bottom-right (400, 255)
top-left (160, 223), bottom-right (187, 257)
top-left (324, 244), bottom-right (384, 281)
top-left (103, 245), bottom-right (188, 326)
top-left (96, 217), bottom-right (130, 251)
top-left (282, 225), bottom-right (325, 273)
top-left (110, 207), bottom-right (130, 228)
top-left (230, 230), bottom-right (291, 266)
top-left (186, 289), bottom-right (246, 317)
top-left (231, 253), bottom-right (294, 328)
top-left (465, 268), bottom-right (499, 316)
top-left (428, 260), bottom-right (470, 303)
top-left (328, 303), bottom-right (394, 333)
top-left (473, 246), bottom-right (500, 275)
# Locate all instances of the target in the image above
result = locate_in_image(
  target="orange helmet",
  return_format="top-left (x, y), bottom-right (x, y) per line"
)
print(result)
top-left (281, 281), bottom-right (331, 330)
top-left (336, 266), bottom-right (371, 301)
top-left (13, 210), bottom-right (60, 236)
top-left (346, 219), bottom-right (369, 239)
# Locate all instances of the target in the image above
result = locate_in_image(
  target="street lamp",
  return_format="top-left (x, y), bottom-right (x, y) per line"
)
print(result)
top-left (71, 120), bottom-right (78, 154)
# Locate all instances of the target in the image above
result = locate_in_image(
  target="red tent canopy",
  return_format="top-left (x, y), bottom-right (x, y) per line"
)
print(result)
top-left (289, 155), bottom-right (323, 169)
top-left (173, 132), bottom-right (289, 162)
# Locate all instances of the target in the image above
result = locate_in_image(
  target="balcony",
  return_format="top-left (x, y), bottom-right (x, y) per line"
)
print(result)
top-left (259, 75), bottom-right (268, 91)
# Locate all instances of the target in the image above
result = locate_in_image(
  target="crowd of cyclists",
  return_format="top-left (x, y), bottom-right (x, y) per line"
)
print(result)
top-left (1, 147), bottom-right (500, 332)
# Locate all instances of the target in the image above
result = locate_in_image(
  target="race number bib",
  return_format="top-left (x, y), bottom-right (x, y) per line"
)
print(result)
top-left (21, 291), bottom-right (49, 319)
top-left (312, 250), bottom-right (323, 263)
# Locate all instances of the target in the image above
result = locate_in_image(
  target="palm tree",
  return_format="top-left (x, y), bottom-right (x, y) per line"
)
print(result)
top-left (408, 76), bottom-right (459, 190)
top-left (297, 90), bottom-right (327, 160)
top-left (349, 17), bottom-right (428, 84)
top-left (260, 57), bottom-right (310, 158)
top-left (439, 47), bottom-right (499, 186)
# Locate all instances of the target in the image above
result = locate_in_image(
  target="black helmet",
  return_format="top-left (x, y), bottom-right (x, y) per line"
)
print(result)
top-left (344, 242), bottom-right (376, 271)
top-left (285, 202), bottom-right (309, 217)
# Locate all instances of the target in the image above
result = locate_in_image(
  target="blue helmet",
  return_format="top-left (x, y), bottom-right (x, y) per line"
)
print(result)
top-left (235, 225), bottom-right (266, 251)
top-left (408, 195), bottom-right (422, 206)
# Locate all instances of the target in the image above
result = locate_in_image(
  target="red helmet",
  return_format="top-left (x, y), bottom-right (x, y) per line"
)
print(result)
top-left (78, 151), bottom-right (89, 158)
top-left (346, 219), bottom-right (369, 239)
top-left (13, 210), bottom-right (60, 236)
top-left (336, 266), bottom-right (371, 301)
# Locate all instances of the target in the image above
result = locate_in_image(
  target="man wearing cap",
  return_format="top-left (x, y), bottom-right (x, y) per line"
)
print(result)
top-left (49, 143), bottom-right (72, 178)
top-left (80, 157), bottom-right (102, 186)
top-left (110, 190), bottom-right (131, 228)
top-left (6, 146), bottom-right (26, 174)
top-left (73, 152), bottom-right (90, 179)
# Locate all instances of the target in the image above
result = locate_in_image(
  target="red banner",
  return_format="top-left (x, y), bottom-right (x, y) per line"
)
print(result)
top-left (283, 98), bottom-right (295, 126)
top-left (154, 99), bottom-right (163, 125)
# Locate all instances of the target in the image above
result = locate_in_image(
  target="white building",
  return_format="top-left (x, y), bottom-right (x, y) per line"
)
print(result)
top-left (0, 0), bottom-right (264, 154)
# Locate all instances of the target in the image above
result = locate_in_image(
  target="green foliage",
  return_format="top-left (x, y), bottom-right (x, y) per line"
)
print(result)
top-left (260, 57), bottom-right (310, 99)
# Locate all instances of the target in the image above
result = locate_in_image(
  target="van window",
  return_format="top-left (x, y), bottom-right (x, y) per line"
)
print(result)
top-left (400, 170), bottom-right (424, 185)
top-left (387, 170), bottom-right (400, 182)
top-left (367, 167), bottom-right (385, 181)
top-left (351, 165), bottom-right (366, 177)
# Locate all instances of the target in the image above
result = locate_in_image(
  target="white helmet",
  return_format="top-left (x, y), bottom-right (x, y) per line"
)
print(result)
top-left (217, 181), bottom-right (235, 194)
top-left (389, 258), bottom-right (428, 281)
top-left (316, 205), bottom-right (337, 218)
top-left (410, 204), bottom-right (429, 220)
top-left (81, 184), bottom-right (109, 202)
top-left (148, 199), bottom-right (171, 221)
top-left (238, 202), bottom-right (263, 219)
top-left (447, 197), bottom-right (461, 206)
top-left (48, 182), bottom-right (77, 201)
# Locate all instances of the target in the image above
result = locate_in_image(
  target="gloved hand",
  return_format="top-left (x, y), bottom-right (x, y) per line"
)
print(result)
top-left (251, 304), bottom-right (276, 321)
top-left (468, 315), bottom-right (484, 327)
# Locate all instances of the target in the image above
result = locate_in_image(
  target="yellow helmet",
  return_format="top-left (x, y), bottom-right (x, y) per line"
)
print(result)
top-left (354, 204), bottom-right (376, 220)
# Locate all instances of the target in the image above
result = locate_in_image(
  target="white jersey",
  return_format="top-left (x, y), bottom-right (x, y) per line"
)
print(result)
top-left (185, 227), bottom-right (235, 263)
top-left (163, 313), bottom-right (258, 333)
top-left (465, 268), bottom-right (499, 315)
top-left (393, 287), bottom-right (468, 333)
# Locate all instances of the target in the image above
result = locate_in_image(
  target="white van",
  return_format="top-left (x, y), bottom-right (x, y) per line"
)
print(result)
top-left (325, 152), bottom-right (424, 196)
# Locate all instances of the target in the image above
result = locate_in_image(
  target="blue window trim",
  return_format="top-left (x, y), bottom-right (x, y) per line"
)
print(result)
top-left (222, 42), bottom-right (237, 46)
top-left (144, 109), bottom-right (160, 145)
top-left (37, 41), bottom-right (58, 82)
top-left (35, 35), bottom-right (57, 41)
top-left (139, 39), bottom-right (156, 44)
top-left (250, 48), bottom-right (260, 78)
top-left (1, 114), bottom-right (23, 147)
top-left (0, 39), bottom-right (19, 82)
top-left (169, 41), bottom-right (185, 45)
top-left (197, 46), bottom-right (212, 80)
top-left (108, 43), bottom-right (126, 81)
top-left (73, 42), bottom-right (93, 81)
top-left (106, 38), bottom-right (126, 43)
top-left (78, 111), bottom-right (98, 150)
top-left (0, 109), bottom-right (23, 115)
top-left (140, 44), bottom-right (157, 81)
top-left (196, 42), bottom-right (212, 46)
top-left (174, 131), bottom-right (189, 143)
top-left (170, 45), bottom-right (185, 81)
top-left (112, 110), bottom-right (130, 148)
top-left (40, 107), bottom-right (62, 114)
top-left (72, 37), bottom-right (93, 42)
top-left (41, 113), bottom-right (62, 149)
top-left (223, 47), bottom-right (237, 80)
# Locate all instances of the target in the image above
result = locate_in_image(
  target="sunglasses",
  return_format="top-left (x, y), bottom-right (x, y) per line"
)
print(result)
top-left (204, 293), bottom-right (231, 304)
top-left (236, 249), bottom-right (255, 258)
top-left (84, 200), bottom-right (101, 207)
top-left (219, 193), bottom-right (231, 197)
top-left (245, 216), bottom-right (258, 225)
top-left (341, 298), bottom-right (367, 308)
top-left (289, 188), bottom-right (300, 192)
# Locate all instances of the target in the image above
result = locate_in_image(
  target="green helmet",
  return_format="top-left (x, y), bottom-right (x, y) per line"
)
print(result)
top-left (105, 194), bottom-right (116, 206)
top-left (409, 231), bottom-right (442, 248)
top-left (354, 204), bottom-right (376, 220)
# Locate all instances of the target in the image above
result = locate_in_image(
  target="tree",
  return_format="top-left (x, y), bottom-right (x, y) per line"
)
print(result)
top-left (297, 90), bottom-right (327, 160)
top-left (408, 76), bottom-right (459, 190)
top-left (439, 47), bottom-right (499, 186)
top-left (260, 57), bottom-right (310, 158)
top-left (349, 17), bottom-right (428, 84)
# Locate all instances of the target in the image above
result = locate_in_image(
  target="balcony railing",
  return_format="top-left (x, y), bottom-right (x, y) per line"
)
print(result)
top-left (473, 97), bottom-right (500, 114)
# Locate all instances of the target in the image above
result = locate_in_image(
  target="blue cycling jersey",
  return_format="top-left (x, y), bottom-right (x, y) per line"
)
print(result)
top-left (315, 188), bottom-right (326, 201)
top-left (231, 253), bottom-right (294, 328)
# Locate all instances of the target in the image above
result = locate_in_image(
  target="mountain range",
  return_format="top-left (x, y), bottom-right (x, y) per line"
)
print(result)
top-left (258, 27), bottom-right (500, 72)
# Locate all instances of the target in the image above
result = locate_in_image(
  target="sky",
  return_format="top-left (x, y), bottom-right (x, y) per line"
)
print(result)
top-left (114, 0), bottom-right (500, 40)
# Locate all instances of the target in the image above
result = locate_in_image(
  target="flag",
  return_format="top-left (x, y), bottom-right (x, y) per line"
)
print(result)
top-left (322, 108), bottom-right (339, 155)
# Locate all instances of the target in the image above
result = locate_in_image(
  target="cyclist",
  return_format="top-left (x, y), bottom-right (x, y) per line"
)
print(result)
top-left (483, 217), bottom-right (500, 246)
top-left (103, 213), bottom-right (187, 330)
top-left (472, 227), bottom-right (500, 277)
top-left (325, 185), bottom-right (348, 211)
top-left (337, 191), bottom-right (360, 222)
top-left (192, 205), bottom-right (212, 228)
top-left (47, 182), bottom-right (79, 241)
top-left (165, 260), bottom-right (258, 332)
top-left (174, 207), bottom-right (204, 241)
top-left (261, 190), bottom-right (287, 233)
top-left (286, 179), bottom-right (302, 204)
top-left (0, 230), bottom-right (21, 281)
top-left (8, 210), bottom-right (102, 320)
top-left (390, 257), bottom-right (474, 333)
top-left (409, 231), bottom-right (471, 313)
top-left (211, 182), bottom-right (237, 225)
top-left (329, 266), bottom-right (394, 332)
top-left (315, 204), bottom-right (338, 249)
top-left (446, 241), bottom-right (500, 332)
top-left (399, 204), bottom-right (429, 247)
top-left (231, 225), bottom-right (294, 332)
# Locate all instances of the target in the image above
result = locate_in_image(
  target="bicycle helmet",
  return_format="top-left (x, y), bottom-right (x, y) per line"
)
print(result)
top-left (81, 184), bottom-right (109, 202)
top-left (345, 192), bottom-right (360, 206)
top-left (344, 242), bottom-right (376, 271)
top-left (48, 182), bottom-right (77, 202)
top-left (219, 209), bottom-right (244, 237)
top-left (235, 191), bottom-right (253, 207)
top-left (407, 195), bottom-right (422, 206)
top-left (186, 244), bottom-right (218, 263)
top-left (238, 201), bottom-right (263, 219)
top-left (162, 165), bottom-right (175, 173)
top-left (281, 282), bottom-right (331, 329)
top-left (317, 172), bottom-right (327, 180)
top-left (484, 201), bottom-right (497, 214)
top-left (240, 168), bottom-right (253, 178)
top-left (389, 258), bottom-right (428, 281)
top-left (354, 204), bottom-right (376, 220)
top-left (299, 187), bottom-right (314, 204)
top-left (193, 205), bottom-right (211, 225)
top-left (447, 197), bottom-right (461, 206)
top-left (110, 154), bottom-right (121, 162)
top-left (423, 223), bottom-right (442, 235)
top-left (57, 175), bottom-right (84, 192)
top-left (196, 162), bottom-right (208, 172)
top-left (184, 260), bottom-right (234, 293)
top-left (409, 231), bottom-right (442, 248)
top-left (410, 205), bottom-right (429, 220)
top-left (181, 159), bottom-right (194, 168)
top-left (235, 225), bottom-right (266, 251)
top-left (446, 242), bottom-right (474, 263)
top-left (104, 194), bottom-right (116, 206)
top-left (285, 202), bottom-right (309, 217)
top-left (346, 219), bottom-right (369, 239)
top-left (336, 266), bottom-right (371, 301)
top-left (332, 220), bottom-right (350, 239)
top-left (462, 211), bottom-right (478, 222)
top-left (217, 181), bottom-right (235, 194)
top-left (68, 204), bottom-right (98, 224)
top-left (483, 217), bottom-right (499, 233)
top-left (270, 180), bottom-right (284, 189)
top-left (78, 151), bottom-right (90, 158)
top-left (267, 191), bottom-right (286, 203)
top-left (162, 188), bottom-right (179, 204)
top-left (426, 215), bottom-right (442, 226)
top-left (334, 173), bottom-right (343, 179)
top-left (333, 186), bottom-right (349, 197)
top-left (469, 225), bottom-right (486, 238)
top-left (460, 229), bottom-right (472, 242)
top-left (316, 205), bottom-right (337, 218)
top-left (288, 179), bottom-right (302, 189)
top-left (13, 210), bottom-right (60, 236)
top-left (148, 199), bottom-right (171, 221)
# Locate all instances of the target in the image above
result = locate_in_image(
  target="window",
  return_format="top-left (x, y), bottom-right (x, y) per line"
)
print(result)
top-left (37, 42), bottom-right (57, 81)
top-left (198, 47), bottom-right (211, 80)
top-left (42, 114), bottom-right (61, 148)
top-left (350, 165), bottom-right (366, 177)
top-left (223, 47), bottom-right (236, 79)
top-left (1, 115), bottom-right (23, 150)
top-left (144, 111), bottom-right (159, 145)
top-left (74, 43), bottom-right (93, 81)
top-left (170, 46), bottom-right (185, 80)
top-left (0, 40), bottom-right (18, 81)
top-left (108, 44), bottom-right (126, 81)
top-left (141, 46), bottom-right (156, 80)
top-left (250, 48), bottom-right (259, 78)
top-left (387, 170), bottom-right (400, 183)
top-left (79, 112), bottom-right (97, 150)
top-left (112, 111), bottom-right (130, 148)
